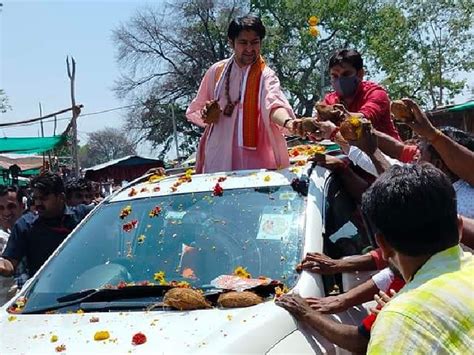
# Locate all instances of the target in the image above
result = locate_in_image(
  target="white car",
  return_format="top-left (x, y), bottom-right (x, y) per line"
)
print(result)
top-left (0, 162), bottom-right (371, 354)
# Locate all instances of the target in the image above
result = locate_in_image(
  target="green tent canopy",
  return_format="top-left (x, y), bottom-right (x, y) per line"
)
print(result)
top-left (0, 135), bottom-right (66, 154)
top-left (448, 101), bottom-right (474, 112)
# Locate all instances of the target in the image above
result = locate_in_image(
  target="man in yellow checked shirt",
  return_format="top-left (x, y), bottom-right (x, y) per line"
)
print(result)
top-left (361, 163), bottom-right (474, 353)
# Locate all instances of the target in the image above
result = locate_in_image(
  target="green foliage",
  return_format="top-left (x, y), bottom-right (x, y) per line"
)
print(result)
top-left (0, 89), bottom-right (11, 113)
top-left (114, 0), bottom-right (473, 157)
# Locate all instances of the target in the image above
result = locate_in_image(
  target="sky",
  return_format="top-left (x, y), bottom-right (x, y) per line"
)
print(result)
top-left (0, 0), bottom-right (159, 156)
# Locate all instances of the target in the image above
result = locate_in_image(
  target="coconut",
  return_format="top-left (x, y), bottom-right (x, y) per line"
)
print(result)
top-left (301, 118), bottom-right (318, 133)
top-left (217, 291), bottom-right (263, 308)
top-left (391, 100), bottom-right (413, 122)
top-left (315, 103), bottom-right (345, 124)
top-left (163, 288), bottom-right (211, 310)
top-left (204, 101), bottom-right (221, 124)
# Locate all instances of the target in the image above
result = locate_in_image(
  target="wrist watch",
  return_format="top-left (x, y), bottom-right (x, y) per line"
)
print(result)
top-left (283, 118), bottom-right (293, 128)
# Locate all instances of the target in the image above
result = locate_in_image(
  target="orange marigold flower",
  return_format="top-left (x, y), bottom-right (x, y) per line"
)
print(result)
top-left (149, 206), bottom-right (162, 217)
top-left (55, 344), bottom-right (66, 352)
top-left (119, 205), bottom-right (132, 219)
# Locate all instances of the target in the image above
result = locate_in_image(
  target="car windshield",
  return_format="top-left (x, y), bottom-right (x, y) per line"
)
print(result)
top-left (22, 185), bottom-right (306, 312)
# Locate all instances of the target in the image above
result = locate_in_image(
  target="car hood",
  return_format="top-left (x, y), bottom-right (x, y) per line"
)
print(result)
top-left (0, 301), bottom-right (296, 354)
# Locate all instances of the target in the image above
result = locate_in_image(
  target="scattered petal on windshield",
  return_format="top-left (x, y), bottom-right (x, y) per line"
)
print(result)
top-left (76, 309), bottom-right (84, 315)
top-left (182, 268), bottom-right (197, 279)
top-left (50, 335), bottom-right (58, 342)
top-left (149, 206), bottom-right (162, 217)
top-left (213, 183), bottom-right (224, 196)
top-left (153, 186), bottom-right (161, 192)
top-left (137, 235), bottom-right (146, 244)
top-left (123, 219), bottom-right (138, 232)
top-left (7, 315), bottom-right (17, 322)
top-left (128, 188), bottom-right (138, 197)
top-left (227, 314), bottom-right (233, 321)
top-left (217, 176), bottom-right (227, 182)
top-left (132, 332), bottom-right (147, 345)
top-left (93, 331), bottom-right (110, 341)
top-left (89, 317), bottom-right (99, 323)
top-left (55, 344), bottom-right (66, 352)
top-left (153, 271), bottom-right (167, 285)
top-left (119, 205), bottom-right (132, 219)
top-left (264, 175), bottom-right (271, 182)
top-left (140, 187), bottom-right (149, 193)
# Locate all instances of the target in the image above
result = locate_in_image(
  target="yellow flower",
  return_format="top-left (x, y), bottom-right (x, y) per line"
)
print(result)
top-left (185, 169), bottom-right (195, 177)
top-left (7, 315), bottom-right (17, 322)
top-left (309, 26), bottom-right (319, 37)
top-left (263, 175), bottom-right (271, 182)
top-left (137, 235), bottom-right (146, 244)
top-left (148, 174), bottom-right (164, 183)
top-left (153, 271), bottom-right (166, 285)
top-left (233, 266), bottom-right (251, 279)
top-left (349, 116), bottom-right (363, 138)
top-left (274, 285), bottom-right (290, 298)
top-left (94, 331), bottom-right (110, 341)
top-left (50, 335), bottom-right (58, 343)
top-left (308, 15), bottom-right (319, 26)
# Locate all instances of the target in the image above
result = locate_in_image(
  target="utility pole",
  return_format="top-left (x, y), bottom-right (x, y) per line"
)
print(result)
top-left (171, 104), bottom-right (180, 161)
top-left (67, 56), bottom-right (80, 177)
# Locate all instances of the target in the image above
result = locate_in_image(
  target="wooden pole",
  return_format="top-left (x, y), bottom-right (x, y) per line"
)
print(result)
top-left (39, 102), bottom-right (45, 167)
top-left (67, 56), bottom-right (80, 178)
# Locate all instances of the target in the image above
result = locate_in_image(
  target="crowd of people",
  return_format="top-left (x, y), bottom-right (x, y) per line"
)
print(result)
top-left (0, 175), bottom-right (102, 304)
top-left (0, 13), bottom-right (472, 354)
top-left (187, 14), bottom-right (473, 354)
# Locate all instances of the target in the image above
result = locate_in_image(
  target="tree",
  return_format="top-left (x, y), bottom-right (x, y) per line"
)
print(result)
top-left (0, 89), bottom-right (11, 113)
top-left (80, 127), bottom-right (137, 168)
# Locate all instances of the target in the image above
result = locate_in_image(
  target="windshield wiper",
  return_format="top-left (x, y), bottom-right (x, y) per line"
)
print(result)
top-left (22, 285), bottom-right (172, 314)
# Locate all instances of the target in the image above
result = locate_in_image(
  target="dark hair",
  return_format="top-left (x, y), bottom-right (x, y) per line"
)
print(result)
top-left (328, 49), bottom-right (363, 71)
top-left (0, 185), bottom-right (25, 204)
top-left (361, 163), bottom-right (459, 257)
top-left (65, 178), bottom-right (91, 198)
top-left (227, 14), bottom-right (266, 41)
top-left (30, 172), bottom-right (65, 195)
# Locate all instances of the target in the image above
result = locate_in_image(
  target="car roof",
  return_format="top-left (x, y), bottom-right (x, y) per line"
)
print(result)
top-left (109, 164), bottom-right (314, 203)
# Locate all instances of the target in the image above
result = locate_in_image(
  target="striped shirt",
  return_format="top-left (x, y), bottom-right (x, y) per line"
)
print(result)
top-left (368, 245), bottom-right (474, 354)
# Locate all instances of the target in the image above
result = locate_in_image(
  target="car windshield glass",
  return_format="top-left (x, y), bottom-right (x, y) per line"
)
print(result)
top-left (22, 185), bottom-right (305, 312)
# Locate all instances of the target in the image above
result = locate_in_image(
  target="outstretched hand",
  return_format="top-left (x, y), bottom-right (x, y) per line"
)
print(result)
top-left (306, 295), bottom-right (349, 314)
top-left (401, 98), bottom-right (437, 139)
top-left (349, 121), bottom-right (378, 155)
top-left (371, 289), bottom-right (397, 315)
top-left (298, 252), bottom-right (345, 275)
top-left (275, 294), bottom-right (313, 320)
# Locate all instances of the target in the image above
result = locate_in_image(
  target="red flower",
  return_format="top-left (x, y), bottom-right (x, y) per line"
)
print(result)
top-left (123, 219), bottom-right (138, 232)
top-left (149, 206), bottom-right (162, 217)
top-left (213, 183), bottom-right (224, 196)
top-left (117, 281), bottom-right (128, 289)
top-left (132, 332), bottom-right (147, 345)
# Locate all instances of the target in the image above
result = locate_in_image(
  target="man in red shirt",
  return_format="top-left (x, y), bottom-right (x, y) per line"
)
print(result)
top-left (322, 49), bottom-right (401, 140)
